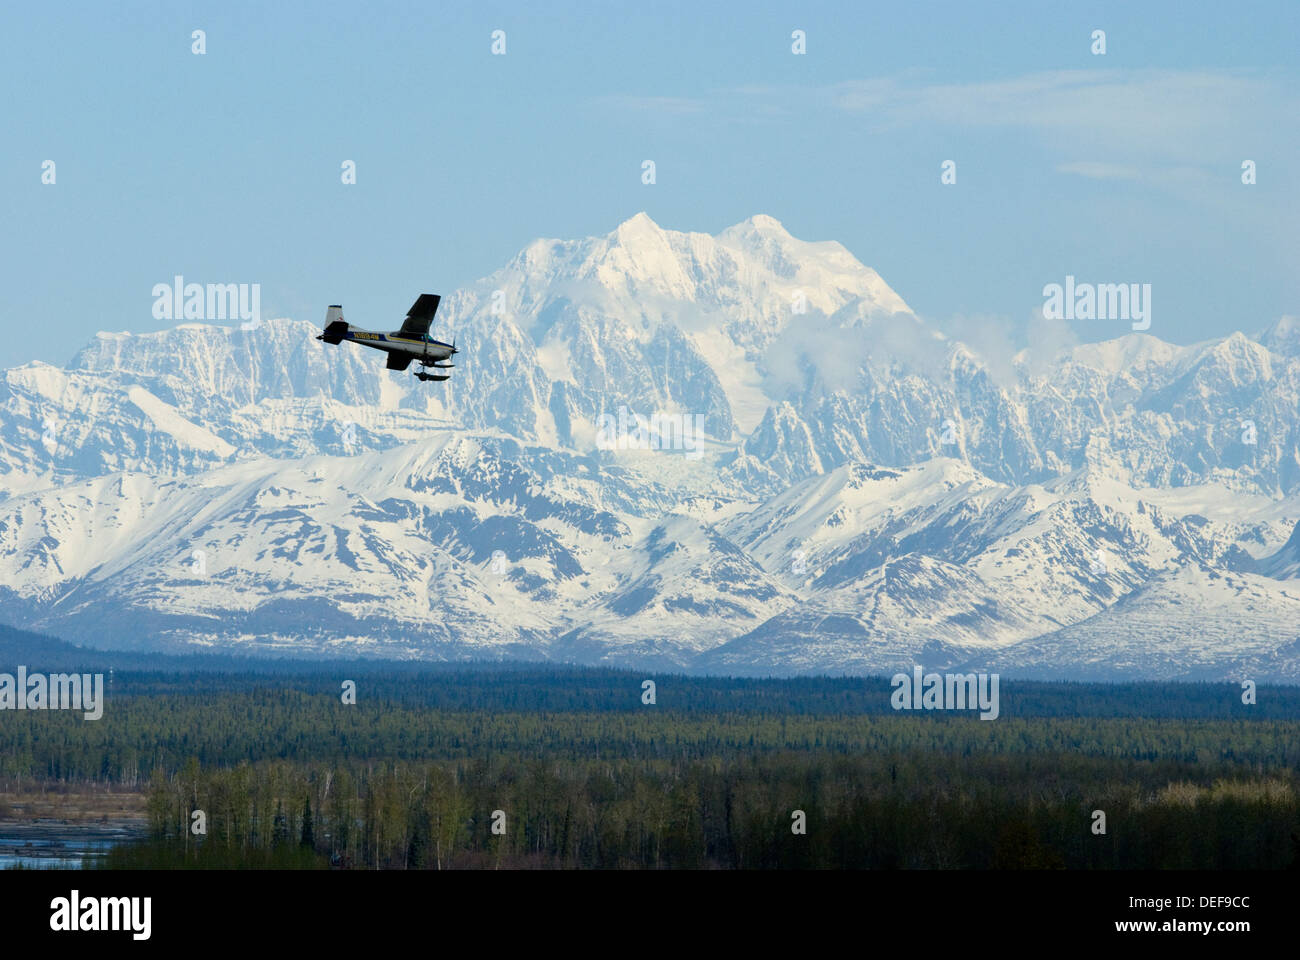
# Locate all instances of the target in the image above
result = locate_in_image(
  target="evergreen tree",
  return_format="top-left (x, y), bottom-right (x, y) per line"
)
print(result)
top-left (272, 800), bottom-right (289, 848)
top-left (301, 795), bottom-right (315, 849)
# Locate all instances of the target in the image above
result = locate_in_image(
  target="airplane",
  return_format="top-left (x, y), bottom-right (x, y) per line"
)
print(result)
top-left (316, 293), bottom-right (457, 382)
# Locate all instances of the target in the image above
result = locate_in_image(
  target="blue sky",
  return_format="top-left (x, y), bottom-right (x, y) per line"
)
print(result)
top-left (2, 0), bottom-right (1297, 369)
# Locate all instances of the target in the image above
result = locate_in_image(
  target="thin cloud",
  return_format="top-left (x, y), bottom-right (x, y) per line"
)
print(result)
top-left (1056, 161), bottom-right (1142, 181)
top-left (828, 69), bottom-right (1294, 165)
top-left (594, 69), bottom-right (1296, 168)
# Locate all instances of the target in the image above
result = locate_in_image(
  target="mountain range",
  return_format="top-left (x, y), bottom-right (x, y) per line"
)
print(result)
top-left (2, 213), bottom-right (1299, 680)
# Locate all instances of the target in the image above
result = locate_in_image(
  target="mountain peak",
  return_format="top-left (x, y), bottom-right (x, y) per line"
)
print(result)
top-left (739, 214), bottom-right (789, 234)
top-left (1261, 314), bottom-right (1300, 357)
top-left (612, 211), bottom-right (664, 239)
top-left (720, 214), bottom-right (792, 243)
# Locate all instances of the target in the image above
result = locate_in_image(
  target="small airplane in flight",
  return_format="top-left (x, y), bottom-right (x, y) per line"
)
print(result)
top-left (316, 293), bottom-right (457, 382)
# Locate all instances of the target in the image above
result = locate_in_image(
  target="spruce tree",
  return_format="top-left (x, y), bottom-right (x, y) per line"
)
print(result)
top-left (301, 796), bottom-right (315, 849)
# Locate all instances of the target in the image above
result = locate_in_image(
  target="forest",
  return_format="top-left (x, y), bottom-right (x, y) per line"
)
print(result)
top-left (0, 659), bottom-right (1295, 870)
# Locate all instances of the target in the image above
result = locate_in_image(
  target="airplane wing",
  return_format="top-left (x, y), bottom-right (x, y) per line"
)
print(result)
top-left (398, 294), bottom-right (441, 338)
top-left (386, 353), bottom-right (413, 371)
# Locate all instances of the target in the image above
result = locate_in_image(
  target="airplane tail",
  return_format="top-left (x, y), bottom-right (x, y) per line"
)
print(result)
top-left (320, 305), bottom-right (347, 344)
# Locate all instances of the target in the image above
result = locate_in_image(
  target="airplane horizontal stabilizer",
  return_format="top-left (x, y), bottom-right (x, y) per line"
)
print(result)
top-left (320, 319), bottom-right (348, 344)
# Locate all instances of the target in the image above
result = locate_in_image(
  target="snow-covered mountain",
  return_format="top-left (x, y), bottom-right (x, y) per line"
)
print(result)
top-left (2, 214), bottom-right (1299, 679)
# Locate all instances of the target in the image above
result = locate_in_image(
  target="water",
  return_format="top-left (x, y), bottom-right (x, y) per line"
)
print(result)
top-left (0, 822), bottom-right (144, 870)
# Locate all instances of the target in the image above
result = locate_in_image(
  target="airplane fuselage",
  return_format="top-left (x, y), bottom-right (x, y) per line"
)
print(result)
top-left (335, 326), bottom-right (455, 362)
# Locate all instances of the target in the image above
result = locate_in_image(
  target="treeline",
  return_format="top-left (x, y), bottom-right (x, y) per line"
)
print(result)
top-left (74, 671), bottom-right (1300, 718)
top-left (3, 691), bottom-right (1299, 785)
top-left (2, 622), bottom-right (1296, 719)
top-left (112, 753), bottom-right (1300, 870)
